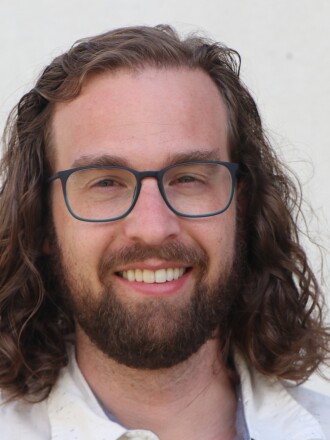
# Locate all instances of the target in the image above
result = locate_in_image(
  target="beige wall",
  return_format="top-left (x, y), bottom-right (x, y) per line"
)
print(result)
top-left (1, 0), bottom-right (329, 394)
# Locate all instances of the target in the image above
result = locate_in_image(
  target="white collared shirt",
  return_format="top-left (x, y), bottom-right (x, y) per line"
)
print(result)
top-left (0, 348), bottom-right (329, 439)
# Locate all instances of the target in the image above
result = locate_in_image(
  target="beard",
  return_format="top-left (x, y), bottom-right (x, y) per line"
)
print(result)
top-left (50, 236), bottom-right (243, 370)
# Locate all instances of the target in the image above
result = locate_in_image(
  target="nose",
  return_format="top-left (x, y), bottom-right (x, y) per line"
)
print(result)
top-left (122, 178), bottom-right (181, 245)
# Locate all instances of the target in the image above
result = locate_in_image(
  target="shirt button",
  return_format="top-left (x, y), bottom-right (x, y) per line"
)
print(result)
top-left (117, 430), bottom-right (160, 440)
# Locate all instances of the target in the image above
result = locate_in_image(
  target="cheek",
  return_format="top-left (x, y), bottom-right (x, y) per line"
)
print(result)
top-left (50, 188), bottom-right (108, 279)
top-left (198, 208), bottom-right (237, 273)
top-left (212, 221), bottom-right (236, 258)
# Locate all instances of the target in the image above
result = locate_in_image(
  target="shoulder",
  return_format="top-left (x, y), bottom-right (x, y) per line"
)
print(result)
top-left (287, 385), bottom-right (330, 437)
top-left (0, 392), bottom-right (50, 439)
top-left (234, 350), bottom-right (330, 439)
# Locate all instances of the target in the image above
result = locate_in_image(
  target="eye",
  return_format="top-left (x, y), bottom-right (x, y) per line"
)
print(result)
top-left (170, 173), bottom-right (206, 186)
top-left (94, 179), bottom-right (120, 187)
top-left (176, 175), bottom-right (197, 183)
top-left (89, 173), bottom-right (129, 189)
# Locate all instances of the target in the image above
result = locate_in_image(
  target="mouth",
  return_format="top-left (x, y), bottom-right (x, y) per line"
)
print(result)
top-left (117, 267), bottom-right (189, 284)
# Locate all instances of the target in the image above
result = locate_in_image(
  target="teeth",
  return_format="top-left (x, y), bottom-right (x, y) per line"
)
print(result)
top-left (127, 270), bottom-right (135, 282)
top-left (143, 269), bottom-right (155, 284)
top-left (166, 268), bottom-right (174, 281)
top-left (135, 269), bottom-right (143, 282)
top-left (155, 269), bottom-right (166, 283)
top-left (121, 268), bottom-right (185, 283)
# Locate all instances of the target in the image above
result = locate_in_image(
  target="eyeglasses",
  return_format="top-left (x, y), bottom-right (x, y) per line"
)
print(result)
top-left (48, 161), bottom-right (238, 222)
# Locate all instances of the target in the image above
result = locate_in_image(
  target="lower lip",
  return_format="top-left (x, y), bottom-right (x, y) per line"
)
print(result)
top-left (115, 270), bottom-right (191, 296)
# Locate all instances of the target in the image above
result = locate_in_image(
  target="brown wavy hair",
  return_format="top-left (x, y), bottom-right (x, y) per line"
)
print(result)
top-left (0, 24), bottom-right (329, 401)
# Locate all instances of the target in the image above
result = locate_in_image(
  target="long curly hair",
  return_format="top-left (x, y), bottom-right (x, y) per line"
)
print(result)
top-left (0, 25), bottom-right (329, 401)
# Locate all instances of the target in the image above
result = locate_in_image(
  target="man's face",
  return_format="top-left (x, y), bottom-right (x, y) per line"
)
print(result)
top-left (49, 67), bottom-right (240, 368)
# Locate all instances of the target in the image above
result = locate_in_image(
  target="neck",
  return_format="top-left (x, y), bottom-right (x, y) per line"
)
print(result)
top-left (76, 330), bottom-right (237, 440)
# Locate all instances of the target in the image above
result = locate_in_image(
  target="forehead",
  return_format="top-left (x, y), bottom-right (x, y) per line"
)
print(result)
top-left (50, 67), bottom-right (229, 171)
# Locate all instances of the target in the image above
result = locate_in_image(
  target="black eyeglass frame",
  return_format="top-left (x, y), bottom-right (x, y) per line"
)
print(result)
top-left (48, 160), bottom-right (239, 222)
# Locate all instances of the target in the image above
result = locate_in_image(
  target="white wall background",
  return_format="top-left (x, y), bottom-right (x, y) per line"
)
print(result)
top-left (1, 0), bottom-right (329, 394)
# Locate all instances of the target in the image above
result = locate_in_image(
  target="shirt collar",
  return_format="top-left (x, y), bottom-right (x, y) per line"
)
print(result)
top-left (47, 346), bottom-right (326, 440)
top-left (234, 350), bottom-right (326, 440)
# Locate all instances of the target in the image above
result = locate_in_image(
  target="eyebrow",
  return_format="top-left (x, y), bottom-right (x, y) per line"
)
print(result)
top-left (72, 154), bottom-right (129, 168)
top-left (167, 150), bottom-right (222, 165)
top-left (71, 149), bottom-right (223, 170)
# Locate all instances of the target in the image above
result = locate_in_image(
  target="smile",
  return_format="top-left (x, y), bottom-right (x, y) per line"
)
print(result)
top-left (118, 268), bottom-right (187, 284)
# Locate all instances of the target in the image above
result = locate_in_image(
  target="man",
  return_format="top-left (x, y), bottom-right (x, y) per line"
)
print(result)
top-left (0, 24), bottom-right (329, 440)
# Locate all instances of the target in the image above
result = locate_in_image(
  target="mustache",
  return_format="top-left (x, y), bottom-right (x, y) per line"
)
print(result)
top-left (98, 242), bottom-right (209, 278)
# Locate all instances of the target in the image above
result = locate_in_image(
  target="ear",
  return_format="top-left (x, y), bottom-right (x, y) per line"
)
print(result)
top-left (236, 178), bottom-right (248, 217)
top-left (42, 235), bottom-right (52, 255)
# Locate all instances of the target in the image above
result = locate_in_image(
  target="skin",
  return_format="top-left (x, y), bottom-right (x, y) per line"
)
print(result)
top-left (50, 67), bottom-right (238, 440)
